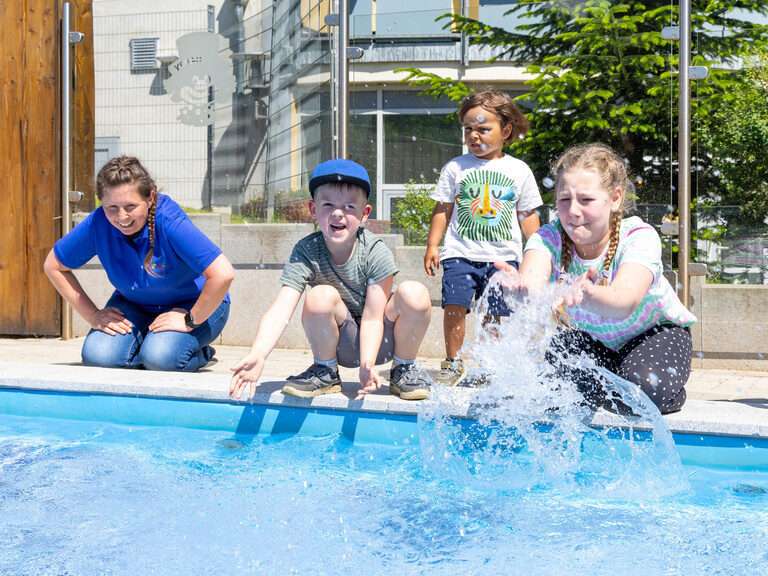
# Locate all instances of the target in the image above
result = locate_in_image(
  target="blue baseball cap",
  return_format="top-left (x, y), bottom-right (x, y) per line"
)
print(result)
top-left (309, 158), bottom-right (371, 198)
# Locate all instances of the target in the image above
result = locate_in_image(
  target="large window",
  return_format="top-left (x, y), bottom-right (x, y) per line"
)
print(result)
top-left (383, 114), bottom-right (461, 185)
top-left (349, 89), bottom-right (462, 219)
top-left (349, 114), bottom-right (378, 211)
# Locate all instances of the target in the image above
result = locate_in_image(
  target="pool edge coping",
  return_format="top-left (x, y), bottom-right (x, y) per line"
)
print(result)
top-left (2, 360), bottom-right (768, 439)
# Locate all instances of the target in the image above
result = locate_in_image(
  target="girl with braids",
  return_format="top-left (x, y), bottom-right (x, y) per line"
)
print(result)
top-left (44, 156), bottom-right (234, 371)
top-left (496, 143), bottom-right (696, 414)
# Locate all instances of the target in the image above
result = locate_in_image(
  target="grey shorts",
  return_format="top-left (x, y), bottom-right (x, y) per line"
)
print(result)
top-left (336, 310), bottom-right (396, 368)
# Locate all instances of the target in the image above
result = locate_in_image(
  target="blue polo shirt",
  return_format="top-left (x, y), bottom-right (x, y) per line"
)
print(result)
top-left (54, 194), bottom-right (227, 313)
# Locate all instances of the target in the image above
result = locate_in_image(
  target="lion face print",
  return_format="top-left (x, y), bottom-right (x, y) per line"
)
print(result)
top-left (456, 169), bottom-right (518, 241)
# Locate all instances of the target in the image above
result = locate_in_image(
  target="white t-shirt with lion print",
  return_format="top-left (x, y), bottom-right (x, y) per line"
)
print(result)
top-left (431, 153), bottom-right (542, 263)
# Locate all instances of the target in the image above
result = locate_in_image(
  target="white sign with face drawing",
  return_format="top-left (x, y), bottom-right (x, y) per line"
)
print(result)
top-left (164, 32), bottom-right (236, 127)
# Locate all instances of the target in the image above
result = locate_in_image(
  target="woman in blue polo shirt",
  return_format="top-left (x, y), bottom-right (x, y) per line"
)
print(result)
top-left (44, 156), bottom-right (234, 371)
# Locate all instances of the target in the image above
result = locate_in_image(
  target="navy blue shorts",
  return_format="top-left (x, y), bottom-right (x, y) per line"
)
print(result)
top-left (441, 257), bottom-right (519, 316)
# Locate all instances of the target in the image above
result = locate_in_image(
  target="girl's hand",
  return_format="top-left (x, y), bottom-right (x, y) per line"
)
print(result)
top-left (356, 360), bottom-right (382, 400)
top-left (88, 307), bottom-right (132, 336)
top-left (149, 308), bottom-right (190, 333)
top-left (424, 246), bottom-right (440, 276)
top-left (559, 267), bottom-right (600, 309)
top-left (493, 261), bottom-right (528, 296)
top-left (229, 353), bottom-right (266, 400)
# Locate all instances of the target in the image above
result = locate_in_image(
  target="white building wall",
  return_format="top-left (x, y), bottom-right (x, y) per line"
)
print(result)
top-left (92, 0), bottom-right (268, 208)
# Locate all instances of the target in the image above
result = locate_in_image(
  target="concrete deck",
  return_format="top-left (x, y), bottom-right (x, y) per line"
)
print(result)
top-left (1, 337), bottom-right (767, 438)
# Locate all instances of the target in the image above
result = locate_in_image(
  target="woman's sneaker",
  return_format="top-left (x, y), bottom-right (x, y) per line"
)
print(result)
top-left (435, 358), bottom-right (467, 387)
top-left (389, 363), bottom-right (431, 401)
top-left (282, 363), bottom-right (342, 398)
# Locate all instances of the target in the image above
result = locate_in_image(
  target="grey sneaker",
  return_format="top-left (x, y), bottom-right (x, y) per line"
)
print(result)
top-left (463, 370), bottom-right (492, 387)
top-left (282, 363), bottom-right (342, 398)
top-left (435, 358), bottom-right (467, 387)
top-left (389, 363), bottom-right (431, 401)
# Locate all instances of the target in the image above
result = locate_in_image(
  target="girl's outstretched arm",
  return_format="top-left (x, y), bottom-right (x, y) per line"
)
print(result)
top-left (564, 262), bottom-right (653, 319)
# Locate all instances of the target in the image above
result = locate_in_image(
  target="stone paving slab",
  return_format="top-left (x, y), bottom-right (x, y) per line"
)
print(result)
top-left (1, 337), bottom-right (767, 438)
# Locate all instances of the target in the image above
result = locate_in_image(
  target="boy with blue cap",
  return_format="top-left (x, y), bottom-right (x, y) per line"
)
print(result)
top-left (230, 159), bottom-right (433, 401)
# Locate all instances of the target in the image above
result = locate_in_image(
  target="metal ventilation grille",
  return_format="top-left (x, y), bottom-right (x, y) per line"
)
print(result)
top-left (129, 37), bottom-right (159, 72)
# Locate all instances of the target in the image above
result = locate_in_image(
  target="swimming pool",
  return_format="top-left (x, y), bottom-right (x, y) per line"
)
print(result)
top-left (1, 388), bottom-right (767, 575)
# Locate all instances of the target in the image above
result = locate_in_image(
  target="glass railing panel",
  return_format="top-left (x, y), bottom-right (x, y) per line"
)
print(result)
top-left (691, 6), bottom-right (768, 285)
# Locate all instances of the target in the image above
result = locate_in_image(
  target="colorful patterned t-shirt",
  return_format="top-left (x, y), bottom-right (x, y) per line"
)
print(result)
top-left (431, 153), bottom-right (542, 263)
top-left (525, 216), bottom-right (697, 350)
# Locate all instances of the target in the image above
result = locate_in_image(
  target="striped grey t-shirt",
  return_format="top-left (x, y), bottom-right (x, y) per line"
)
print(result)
top-left (280, 228), bottom-right (398, 322)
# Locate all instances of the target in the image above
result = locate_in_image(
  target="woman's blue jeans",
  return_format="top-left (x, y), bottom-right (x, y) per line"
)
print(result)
top-left (81, 293), bottom-right (229, 372)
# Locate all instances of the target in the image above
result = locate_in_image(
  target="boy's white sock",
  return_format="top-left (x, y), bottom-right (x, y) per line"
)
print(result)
top-left (314, 357), bottom-right (338, 371)
top-left (392, 354), bottom-right (414, 366)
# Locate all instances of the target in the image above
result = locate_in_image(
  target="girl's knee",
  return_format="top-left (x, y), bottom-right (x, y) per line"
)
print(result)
top-left (81, 330), bottom-right (137, 368)
top-left (139, 332), bottom-right (199, 371)
top-left (139, 346), bottom-right (192, 372)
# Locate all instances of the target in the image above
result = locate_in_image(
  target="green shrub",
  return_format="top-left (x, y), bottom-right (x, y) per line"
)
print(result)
top-left (390, 180), bottom-right (437, 246)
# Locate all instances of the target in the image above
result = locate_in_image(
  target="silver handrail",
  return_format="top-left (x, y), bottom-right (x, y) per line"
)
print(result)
top-left (678, 0), bottom-right (691, 308)
top-left (338, 0), bottom-right (349, 159)
top-left (60, 2), bottom-right (83, 340)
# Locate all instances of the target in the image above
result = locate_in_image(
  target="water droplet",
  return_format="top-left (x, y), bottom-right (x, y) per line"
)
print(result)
top-left (477, 114), bottom-right (485, 122)
top-left (542, 177), bottom-right (555, 189)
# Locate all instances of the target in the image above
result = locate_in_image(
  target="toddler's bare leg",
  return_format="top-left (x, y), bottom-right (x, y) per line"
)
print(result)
top-left (443, 304), bottom-right (468, 359)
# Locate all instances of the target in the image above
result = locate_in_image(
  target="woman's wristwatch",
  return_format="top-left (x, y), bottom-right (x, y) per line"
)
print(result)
top-left (184, 311), bottom-right (200, 329)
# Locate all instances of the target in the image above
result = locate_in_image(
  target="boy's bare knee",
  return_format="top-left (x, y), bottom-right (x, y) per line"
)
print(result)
top-left (304, 285), bottom-right (342, 313)
top-left (395, 280), bottom-right (431, 312)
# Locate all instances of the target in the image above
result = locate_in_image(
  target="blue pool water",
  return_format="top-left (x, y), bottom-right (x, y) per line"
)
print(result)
top-left (1, 390), bottom-right (768, 575)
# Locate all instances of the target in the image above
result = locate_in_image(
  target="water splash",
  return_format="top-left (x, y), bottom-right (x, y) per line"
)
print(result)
top-left (419, 274), bottom-right (688, 499)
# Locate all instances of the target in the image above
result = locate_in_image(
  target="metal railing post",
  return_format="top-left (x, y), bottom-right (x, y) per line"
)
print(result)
top-left (337, 0), bottom-right (349, 159)
top-left (61, 2), bottom-right (83, 340)
top-left (677, 0), bottom-right (691, 307)
top-left (61, 2), bottom-right (74, 340)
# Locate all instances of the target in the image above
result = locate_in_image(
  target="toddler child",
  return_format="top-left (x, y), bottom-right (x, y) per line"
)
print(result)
top-left (425, 89), bottom-right (543, 385)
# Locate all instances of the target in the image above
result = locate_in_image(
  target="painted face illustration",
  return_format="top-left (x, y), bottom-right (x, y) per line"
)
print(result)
top-left (456, 170), bottom-right (518, 242)
top-left (466, 181), bottom-right (515, 227)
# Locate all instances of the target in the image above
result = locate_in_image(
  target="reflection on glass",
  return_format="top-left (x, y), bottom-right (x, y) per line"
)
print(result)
top-left (384, 114), bottom-right (461, 185)
top-left (349, 114), bottom-right (377, 216)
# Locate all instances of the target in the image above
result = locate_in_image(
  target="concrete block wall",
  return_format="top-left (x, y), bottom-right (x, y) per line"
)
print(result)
top-left (691, 279), bottom-right (768, 371)
top-left (70, 214), bottom-right (767, 369)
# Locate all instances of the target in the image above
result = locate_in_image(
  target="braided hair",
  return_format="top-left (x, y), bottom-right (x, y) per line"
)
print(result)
top-left (553, 143), bottom-right (634, 285)
top-left (96, 156), bottom-right (160, 277)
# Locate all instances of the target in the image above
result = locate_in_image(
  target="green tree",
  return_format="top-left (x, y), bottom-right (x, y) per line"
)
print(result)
top-left (699, 48), bottom-right (768, 224)
top-left (397, 1), bottom-right (768, 204)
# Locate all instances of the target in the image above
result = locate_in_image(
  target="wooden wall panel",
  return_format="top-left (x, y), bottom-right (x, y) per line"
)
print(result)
top-left (0, 0), bottom-right (61, 335)
top-left (0, 0), bottom-right (28, 333)
top-left (73, 0), bottom-right (95, 211)
top-left (22, 0), bottom-right (61, 334)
